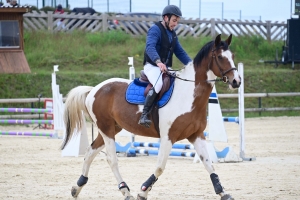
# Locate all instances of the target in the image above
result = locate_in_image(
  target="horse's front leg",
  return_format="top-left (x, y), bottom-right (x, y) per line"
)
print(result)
top-left (99, 130), bottom-right (134, 200)
top-left (137, 137), bottom-right (173, 200)
top-left (191, 137), bottom-right (234, 200)
top-left (71, 134), bottom-right (105, 198)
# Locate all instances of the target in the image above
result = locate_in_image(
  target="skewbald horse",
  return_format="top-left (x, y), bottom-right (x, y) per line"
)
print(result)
top-left (61, 34), bottom-right (240, 200)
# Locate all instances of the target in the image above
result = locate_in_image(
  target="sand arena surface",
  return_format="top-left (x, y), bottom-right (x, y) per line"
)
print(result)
top-left (0, 116), bottom-right (300, 200)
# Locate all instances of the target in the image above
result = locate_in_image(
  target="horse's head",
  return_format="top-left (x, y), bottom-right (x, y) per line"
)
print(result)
top-left (209, 34), bottom-right (241, 89)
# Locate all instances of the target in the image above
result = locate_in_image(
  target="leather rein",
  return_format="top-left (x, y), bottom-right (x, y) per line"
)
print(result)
top-left (167, 48), bottom-right (237, 83)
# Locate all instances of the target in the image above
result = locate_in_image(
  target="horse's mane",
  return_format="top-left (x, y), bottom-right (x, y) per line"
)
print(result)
top-left (193, 40), bottom-right (229, 68)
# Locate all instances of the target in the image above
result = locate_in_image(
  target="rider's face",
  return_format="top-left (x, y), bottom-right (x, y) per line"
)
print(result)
top-left (164, 15), bottom-right (180, 30)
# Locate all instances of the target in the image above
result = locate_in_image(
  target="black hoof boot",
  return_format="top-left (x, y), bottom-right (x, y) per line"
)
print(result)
top-left (210, 173), bottom-right (224, 194)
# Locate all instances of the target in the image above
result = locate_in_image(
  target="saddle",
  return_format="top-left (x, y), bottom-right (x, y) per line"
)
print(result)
top-left (139, 70), bottom-right (171, 100)
top-left (125, 70), bottom-right (175, 108)
top-left (125, 70), bottom-right (175, 135)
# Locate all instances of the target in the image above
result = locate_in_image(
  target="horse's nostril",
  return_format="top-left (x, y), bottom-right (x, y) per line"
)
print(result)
top-left (231, 79), bottom-right (240, 88)
top-left (233, 79), bottom-right (237, 87)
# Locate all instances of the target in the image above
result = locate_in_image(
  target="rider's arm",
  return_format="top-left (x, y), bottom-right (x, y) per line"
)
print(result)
top-left (173, 39), bottom-right (192, 65)
top-left (145, 25), bottom-right (162, 64)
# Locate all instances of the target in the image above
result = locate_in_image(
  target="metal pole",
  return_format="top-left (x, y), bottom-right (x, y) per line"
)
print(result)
top-left (199, 0), bottom-right (201, 19)
top-left (91, 0), bottom-right (93, 8)
top-left (222, 2), bottom-right (223, 20)
top-left (88, 0), bottom-right (89, 7)
top-left (258, 97), bottom-right (261, 116)
top-left (168, 0), bottom-right (170, 5)
top-left (291, 0), bottom-right (292, 18)
top-left (107, 0), bottom-right (109, 12)
top-left (130, 0), bottom-right (131, 12)
top-left (179, 0), bottom-right (181, 9)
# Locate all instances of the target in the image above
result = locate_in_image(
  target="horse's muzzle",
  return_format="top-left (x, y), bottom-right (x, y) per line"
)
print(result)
top-left (231, 76), bottom-right (241, 89)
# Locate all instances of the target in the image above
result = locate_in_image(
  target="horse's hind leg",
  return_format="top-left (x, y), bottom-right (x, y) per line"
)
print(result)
top-left (71, 133), bottom-right (105, 198)
top-left (98, 127), bottom-right (134, 200)
top-left (191, 137), bottom-right (234, 200)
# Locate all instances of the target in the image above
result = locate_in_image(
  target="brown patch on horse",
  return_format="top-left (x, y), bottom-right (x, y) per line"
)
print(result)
top-left (167, 47), bottom-right (223, 144)
top-left (92, 81), bottom-right (160, 139)
top-left (91, 132), bottom-right (105, 149)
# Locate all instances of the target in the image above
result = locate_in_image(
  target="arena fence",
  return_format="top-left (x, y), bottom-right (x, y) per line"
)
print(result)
top-left (23, 11), bottom-right (286, 41)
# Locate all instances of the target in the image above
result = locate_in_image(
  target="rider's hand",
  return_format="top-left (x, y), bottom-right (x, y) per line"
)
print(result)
top-left (157, 62), bottom-right (167, 73)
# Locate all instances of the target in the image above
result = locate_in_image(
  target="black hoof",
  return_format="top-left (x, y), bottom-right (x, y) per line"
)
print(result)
top-left (221, 194), bottom-right (234, 200)
top-left (71, 186), bottom-right (77, 197)
top-left (137, 194), bottom-right (147, 200)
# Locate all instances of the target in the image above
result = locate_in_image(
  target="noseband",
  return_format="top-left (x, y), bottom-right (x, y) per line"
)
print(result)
top-left (208, 48), bottom-right (237, 83)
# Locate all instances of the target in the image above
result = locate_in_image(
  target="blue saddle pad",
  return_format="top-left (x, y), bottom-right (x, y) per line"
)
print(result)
top-left (125, 78), bottom-right (175, 108)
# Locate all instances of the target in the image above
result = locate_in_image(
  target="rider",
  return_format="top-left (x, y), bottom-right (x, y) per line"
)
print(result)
top-left (138, 5), bottom-right (192, 128)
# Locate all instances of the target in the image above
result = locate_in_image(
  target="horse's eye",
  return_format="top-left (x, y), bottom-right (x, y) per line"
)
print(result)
top-left (218, 55), bottom-right (223, 60)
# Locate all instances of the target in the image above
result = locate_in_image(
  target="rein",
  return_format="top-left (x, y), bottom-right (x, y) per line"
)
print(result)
top-left (167, 48), bottom-right (237, 83)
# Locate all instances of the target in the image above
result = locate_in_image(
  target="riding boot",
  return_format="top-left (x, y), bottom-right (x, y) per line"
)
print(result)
top-left (138, 88), bottom-right (158, 128)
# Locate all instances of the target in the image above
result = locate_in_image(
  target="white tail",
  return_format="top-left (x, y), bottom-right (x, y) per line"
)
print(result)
top-left (61, 86), bottom-right (93, 150)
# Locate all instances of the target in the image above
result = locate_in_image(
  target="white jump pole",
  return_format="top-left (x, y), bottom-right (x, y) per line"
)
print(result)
top-left (128, 57), bottom-right (136, 143)
top-left (238, 63), bottom-right (256, 161)
top-left (115, 57), bottom-right (136, 143)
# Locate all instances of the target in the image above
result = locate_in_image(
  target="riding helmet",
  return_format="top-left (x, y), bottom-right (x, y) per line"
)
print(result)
top-left (162, 5), bottom-right (182, 17)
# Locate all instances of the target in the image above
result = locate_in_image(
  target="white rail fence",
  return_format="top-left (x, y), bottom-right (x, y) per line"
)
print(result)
top-left (23, 11), bottom-right (286, 40)
top-left (0, 92), bottom-right (299, 119)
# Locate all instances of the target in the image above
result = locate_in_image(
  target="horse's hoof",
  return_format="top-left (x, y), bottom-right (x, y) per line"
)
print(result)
top-left (137, 194), bottom-right (147, 200)
top-left (125, 196), bottom-right (135, 200)
top-left (221, 194), bottom-right (234, 200)
top-left (71, 186), bottom-right (83, 198)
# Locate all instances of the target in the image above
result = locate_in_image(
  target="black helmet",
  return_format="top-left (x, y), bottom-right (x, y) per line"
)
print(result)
top-left (57, 4), bottom-right (62, 10)
top-left (162, 5), bottom-right (182, 17)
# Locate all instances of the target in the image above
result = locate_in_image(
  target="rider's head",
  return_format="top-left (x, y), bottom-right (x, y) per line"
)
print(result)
top-left (162, 5), bottom-right (182, 31)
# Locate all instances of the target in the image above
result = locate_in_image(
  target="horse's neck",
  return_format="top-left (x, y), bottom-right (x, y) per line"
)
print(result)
top-left (175, 62), bottom-right (195, 81)
top-left (192, 60), bottom-right (216, 108)
top-left (171, 62), bottom-right (214, 107)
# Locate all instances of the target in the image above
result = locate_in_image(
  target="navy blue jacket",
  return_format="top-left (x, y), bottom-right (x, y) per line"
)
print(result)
top-left (144, 22), bottom-right (192, 67)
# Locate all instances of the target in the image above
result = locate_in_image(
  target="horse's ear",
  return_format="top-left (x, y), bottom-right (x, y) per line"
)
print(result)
top-left (226, 34), bottom-right (232, 46)
top-left (214, 34), bottom-right (221, 47)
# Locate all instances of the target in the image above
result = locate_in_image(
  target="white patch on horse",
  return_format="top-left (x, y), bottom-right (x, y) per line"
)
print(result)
top-left (97, 128), bottom-right (125, 185)
top-left (159, 62), bottom-right (195, 137)
top-left (207, 70), bottom-right (216, 87)
top-left (86, 78), bottom-right (131, 123)
top-left (222, 50), bottom-right (240, 82)
top-left (137, 105), bottom-right (143, 114)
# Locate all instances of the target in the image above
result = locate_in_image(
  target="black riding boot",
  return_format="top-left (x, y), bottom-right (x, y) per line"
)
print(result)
top-left (138, 88), bottom-right (158, 128)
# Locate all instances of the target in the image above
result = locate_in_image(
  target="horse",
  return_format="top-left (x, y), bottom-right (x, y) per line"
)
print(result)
top-left (61, 34), bottom-right (240, 200)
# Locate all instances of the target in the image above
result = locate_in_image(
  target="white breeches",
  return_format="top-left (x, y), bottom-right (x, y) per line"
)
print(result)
top-left (144, 63), bottom-right (163, 93)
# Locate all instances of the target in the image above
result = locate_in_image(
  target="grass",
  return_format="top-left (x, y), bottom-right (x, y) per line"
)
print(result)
top-left (1, 30), bottom-right (299, 117)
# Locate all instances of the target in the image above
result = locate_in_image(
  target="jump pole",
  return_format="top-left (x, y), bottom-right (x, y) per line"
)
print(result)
top-left (0, 119), bottom-right (53, 124)
top-left (128, 148), bottom-right (196, 157)
top-left (0, 131), bottom-right (56, 137)
top-left (238, 63), bottom-right (256, 161)
top-left (0, 108), bottom-right (53, 113)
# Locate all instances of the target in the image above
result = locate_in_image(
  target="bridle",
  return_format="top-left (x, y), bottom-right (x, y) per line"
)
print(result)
top-left (208, 48), bottom-right (237, 83)
top-left (167, 48), bottom-right (237, 83)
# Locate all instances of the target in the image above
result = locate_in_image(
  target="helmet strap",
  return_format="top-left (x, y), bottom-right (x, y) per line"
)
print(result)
top-left (164, 14), bottom-right (172, 31)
